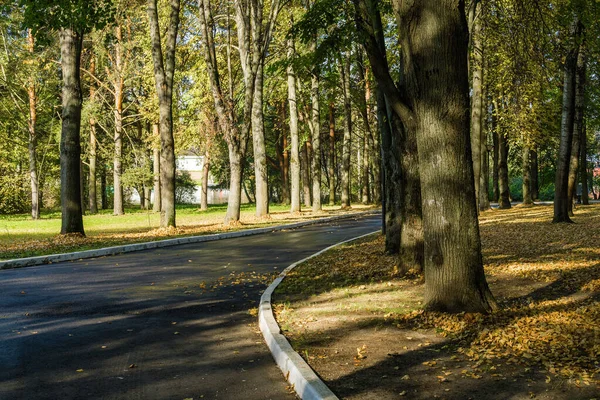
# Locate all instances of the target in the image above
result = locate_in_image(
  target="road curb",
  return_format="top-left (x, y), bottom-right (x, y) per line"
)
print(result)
top-left (258, 230), bottom-right (379, 400)
top-left (0, 211), bottom-right (378, 270)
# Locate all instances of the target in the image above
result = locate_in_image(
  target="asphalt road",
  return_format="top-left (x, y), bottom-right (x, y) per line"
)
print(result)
top-left (0, 213), bottom-right (381, 400)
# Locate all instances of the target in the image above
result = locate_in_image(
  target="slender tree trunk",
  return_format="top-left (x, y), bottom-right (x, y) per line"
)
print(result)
top-left (310, 69), bottom-right (321, 212)
top-left (301, 141), bottom-right (311, 207)
top-left (580, 125), bottom-right (589, 205)
top-left (252, 60), bottom-right (269, 217)
top-left (567, 47), bottom-right (586, 215)
top-left (288, 35), bottom-right (301, 212)
top-left (88, 54), bottom-right (98, 214)
top-left (470, 10), bottom-right (483, 211)
top-left (100, 162), bottom-right (107, 210)
top-left (112, 25), bottom-right (125, 216)
top-left (147, 0), bottom-right (179, 228)
top-left (553, 19), bottom-right (581, 223)
top-left (480, 144), bottom-right (490, 209)
top-left (26, 30), bottom-right (39, 220)
top-left (492, 106), bottom-right (499, 202)
top-left (394, 0), bottom-right (496, 312)
top-left (201, 149), bottom-right (210, 211)
top-left (498, 129), bottom-right (511, 209)
top-left (340, 53), bottom-right (352, 208)
top-left (328, 102), bottom-right (336, 205)
top-left (280, 120), bottom-right (290, 204)
top-left (531, 148), bottom-right (539, 200)
top-left (228, 148), bottom-right (244, 221)
top-left (152, 133), bottom-right (161, 212)
top-left (59, 27), bottom-right (85, 235)
top-left (522, 143), bottom-right (533, 205)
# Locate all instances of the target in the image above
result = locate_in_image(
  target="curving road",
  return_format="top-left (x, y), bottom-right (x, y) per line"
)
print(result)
top-left (0, 213), bottom-right (380, 400)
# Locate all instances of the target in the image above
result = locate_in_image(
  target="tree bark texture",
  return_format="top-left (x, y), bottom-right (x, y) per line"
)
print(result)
top-left (567, 47), bottom-right (586, 215)
top-left (491, 105), bottom-right (499, 202)
top-left (328, 102), bottom-right (336, 205)
top-left (287, 35), bottom-right (301, 212)
top-left (88, 55), bottom-right (98, 214)
top-left (310, 66), bottom-right (322, 212)
top-left (394, 0), bottom-right (496, 312)
top-left (522, 144), bottom-right (533, 205)
top-left (531, 148), bottom-right (539, 201)
top-left (301, 141), bottom-right (311, 207)
top-left (152, 131), bottom-right (161, 212)
top-left (340, 53), bottom-right (352, 208)
top-left (59, 28), bottom-right (85, 235)
top-left (112, 24), bottom-right (125, 216)
top-left (26, 30), bottom-right (39, 220)
top-left (498, 129), bottom-right (511, 209)
top-left (252, 61), bottom-right (269, 216)
top-left (201, 148), bottom-right (210, 211)
top-left (580, 126), bottom-right (589, 205)
top-left (470, 9), bottom-right (483, 211)
top-left (147, 0), bottom-right (180, 228)
top-left (553, 19), bottom-right (581, 223)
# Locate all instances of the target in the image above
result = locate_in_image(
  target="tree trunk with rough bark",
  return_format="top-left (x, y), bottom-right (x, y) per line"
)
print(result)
top-left (59, 27), bottom-right (85, 235)
top-left (288, 35), bottom-right (301, 212)
top-left (531, 149), bottom-right (539, 201)
top-left (340, 53), bottom-right (352, 209)
top-left (393, 0), bottom-right (496, 312)
top-left (112, 24), bottom-right (125, 216)
top-left (301, 141), bottom-right (311, 207)
top-left (328, 102), bottom-right (336, 205)
top-left (580, 126), bottom-right (589, 205)
top-left (26, 30), bottom-right (39, 220)
top-left (252, 61), bottom-right (269, 216)
top-left (554, 18), bottom-right (581, 223)
top-left (470, 9), bottom-right (483, 211)
top-left (152, 132), bottom-right (161, 212)
top-left (522, 143), bottom-right (533, 205)
top-left (498, 129), bottom-right (511, 209)
top-left (492, 105), bottom-right (499, 202)
top-left (88, 54), bottom-right (98, 214)
top-left (201, 149), bottom-right (210, 211)
top-left (567, 47), bottom-right (586, 215)
top-left (147, 0), bottom-right (180, 228)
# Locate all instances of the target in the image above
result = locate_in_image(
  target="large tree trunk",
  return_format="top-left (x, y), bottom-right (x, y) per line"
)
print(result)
top-left (328, 102), bottom-right (336, 205)
top-left (580, 126), bottom-right (589, 205)
top-left (567, 47), bottom-right (586, 215)
top-left (288, 35), bottom-right (301, 212)
top-left (470, 9), bottom-right (483, 211)
top-left (394, 0), bottom-right (496, 312)
top-left (147, 0), bottom-right (180, 228)
top-left (553, 19), bottom-right (581, 223)
top-left (227, 148), bottom-right (244, 222)
top-left (59, 28), bottom-right (85, 235)
top-left (522, 143), bottom-right (533, 205)
top-left (354, 0), bottom-right (423, 268)
top-left (340, 53), bottom-right (352, 209)
top-left (252, 61), bottom-right (269, 217)
top-left (26, 30), bottom-right (40, 220)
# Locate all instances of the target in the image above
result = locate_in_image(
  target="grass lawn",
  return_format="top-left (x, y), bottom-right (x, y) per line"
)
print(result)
top-left (0, 203), bottom-right (376, 261)
top-left (273, 204), bottom-right (600, 399)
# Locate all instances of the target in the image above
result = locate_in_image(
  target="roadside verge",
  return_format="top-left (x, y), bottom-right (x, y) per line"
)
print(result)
top-left (1, 211), bottom-right (378, 270)
top-left (258, 231), bottom-right (379, 400)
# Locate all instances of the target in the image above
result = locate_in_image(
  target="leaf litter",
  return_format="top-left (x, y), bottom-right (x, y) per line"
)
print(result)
top-left (274, 204), bottom-right (600, 398)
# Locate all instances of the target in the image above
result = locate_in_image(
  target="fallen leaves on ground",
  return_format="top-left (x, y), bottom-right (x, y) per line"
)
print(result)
top-left (275, 204), bottom-right (600, 393)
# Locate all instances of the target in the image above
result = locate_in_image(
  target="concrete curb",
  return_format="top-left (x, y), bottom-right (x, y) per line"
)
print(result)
top-left (0, 211), bottom-right (378, 270)
top-left (259, 230), bottom-right (379, 400)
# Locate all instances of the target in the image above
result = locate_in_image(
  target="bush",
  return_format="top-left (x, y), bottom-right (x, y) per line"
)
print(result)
top-left (538, 183), bottom-right (555, 201)
top-left (509, 176), bottom-right (523, 202)
top-left (176, 171), bottom-right (198, 204)
top-left (0, 174), bottom-right (29, 214)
